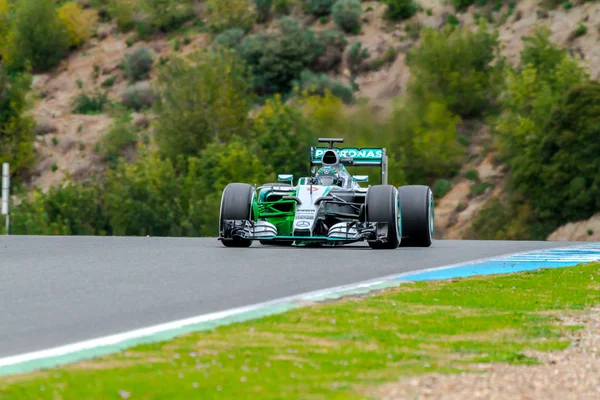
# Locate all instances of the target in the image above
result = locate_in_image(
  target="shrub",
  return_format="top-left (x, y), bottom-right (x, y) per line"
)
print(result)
top-left (154, 48), bottom-right (253, 162)
top-left (469, 181), bottom-right (493, 197)
top-left (452, 0), bottom-right (474, 10)
top-left (137, 0), bottom-right (196, 33)
top-left (250, 94), bottom-right (314, 179)
top-left (121, 82), bottom-right (157, 111)
top-left (369, 46), bottom-right (398, 70)
top-left (9, 180), bottom-right (109, 236)
top-left (2, 0), bottom-right (70, 72)
top-left (0, 0), bottom-right (10, 49)
top-left (57, 2), bottom-right (98, 48)
top-left (107, 0), bottom-right (136, 32)
top-left (508, 81), bottom-right (600, 225)
top-left (72, 91), bottom-right (109, 114)
top-left (254, 0), bottom-right (273, 23)
top-left (382, 0), bottom-right (418, 21)
top-left (312, 29), bottom-right (347, 72)
top-left (305, 0), bottom-right (337, 16)
top-left (206, 0), bottom-right (254, 33)
top-left (212, 28), bottom-right (245, 48)
top-left (294, 70), bottom-right (354, 104)
top-left (465, 168), bottom-right (479, 181)
top-left (348, 41), bottom-right (370, 75)
top-left (0, 68), bottom-right (35, 177)
top-left (388, 99), bottom-right (464, 183)
top-left (407, 22), bottom-right (504, 118)
top-left (237, 17), bottom-right (322, 95)
top-left (101, 109), bottom-right (138, 160)
top-left (332, 0), bottom-right (362, 33)
top-left (433, 179), bottom-right (452, 198)
top-left (124, 47), bottom-right (154, 82)
top-left (274, 0), bottom-right (291, 14)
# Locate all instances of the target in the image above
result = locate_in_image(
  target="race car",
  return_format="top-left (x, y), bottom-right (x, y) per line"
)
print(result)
top-left (218, 138), bottom-right (434, 249)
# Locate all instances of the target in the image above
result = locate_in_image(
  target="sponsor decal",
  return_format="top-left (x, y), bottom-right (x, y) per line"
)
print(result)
top-left (307, 186), bottom-right (319, 193)
top-left (297, 209), bottom-right (314, 213)
top-left (295, 215), bottom-right (314, 219)
top-left (313, 148), bottom-right (383, 161)
top-left (295, 221), bottom-right (310, 227)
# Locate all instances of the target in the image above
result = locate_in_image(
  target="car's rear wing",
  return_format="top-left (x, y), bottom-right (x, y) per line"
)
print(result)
top-left (309, 145), bottom-right (389, 184)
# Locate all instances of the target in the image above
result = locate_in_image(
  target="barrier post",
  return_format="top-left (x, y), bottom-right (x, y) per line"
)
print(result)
top-left (2, 163), bottom-right (9, 235)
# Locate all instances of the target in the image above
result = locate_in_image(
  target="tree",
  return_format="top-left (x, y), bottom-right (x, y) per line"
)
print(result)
top-left (2, 0), bottom-right (70, 72)
top-left (154, 48), bottom-right (254, 162)
top-left (251, 94), bottom-right (315, 178)
top-left (407, 21), bottom-right (504, 118)
top-left (0, 68), bottom-right (35, 177)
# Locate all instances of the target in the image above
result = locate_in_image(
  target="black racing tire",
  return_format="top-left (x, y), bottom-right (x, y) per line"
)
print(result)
top-left (259, 240), bottom-right (294, 246)
top-left (398, 185), bottom-right (434, 247)
top-left (365, 185), bottom-right (401, 249)
top-left (219, 183), bottom-right (256, 248)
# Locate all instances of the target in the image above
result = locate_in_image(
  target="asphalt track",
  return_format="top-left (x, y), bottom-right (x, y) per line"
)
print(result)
top-left (0, 236), bottom-right (579, 359)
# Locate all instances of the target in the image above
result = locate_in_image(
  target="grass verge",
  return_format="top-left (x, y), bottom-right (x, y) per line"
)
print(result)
top-left (1, 263), bottom-right (599, 399)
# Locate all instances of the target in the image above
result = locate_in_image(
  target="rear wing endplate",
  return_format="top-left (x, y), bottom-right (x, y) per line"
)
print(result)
top-left (310, 147), bottom-right (389, 185)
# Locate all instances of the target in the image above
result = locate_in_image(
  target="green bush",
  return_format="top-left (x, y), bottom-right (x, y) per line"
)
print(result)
top-left (305, 0), bottom-right (337, 16)
top-left (469, 181), bottom-right (493, 197)
top-left (294, 70), bottom-right (354, 104)
top-left (2, 0), bottom-right (70, 72)
top-left (206, 0), bottom-right (254, 33)
top-left (0, 68), bottom-right (35, 177)
top-left (237, 17), bottom-right (322, 95)
top-left (124, 47), bottom-right (154, 82)
top-left (250, 94), bottom-right (315, 179)
top-left (274, 0), bottom-right (291, 14)
top-left (433, 179), bottom-right (452, 198)
top-left (254, 0), bottom-right (273, 23)
top-left (312, 29), bottom-right (348, 72)
top-left (72, 91), bottom-right (109, 114)
top-left (407, 22), bottom-right (504, 118)
top-left (387, 99), bottom-right (464, 183)
top-left (9, 180), bottom-right (110, 236)
top-left (120, 82), bottom-right (157, 111)
top-left (154, 48), bottom-right (253, 162)
top-left (492, 26), bottom-right (590, 236)
top-left (508, 81), bottom-right (600, 225)
top-left (137, 0), bottom-right (195, 33)
top-left (452, 0), bottom-right (474, 10)
top-left (101, 109), bottom-right (138, 161)
top-left (382, 0), bottom-right (418, 21)
top-left (212, 28), bottom-right (245, 48)
top-left (332, 0), bottom-right (362, 33)
top-left (465, 168), bottom-right (479, 181)
top-left (348, 41), bottom-right (370, 76)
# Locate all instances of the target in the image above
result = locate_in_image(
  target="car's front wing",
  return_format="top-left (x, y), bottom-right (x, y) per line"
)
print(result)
top-left (219, 219), bottom-right (392, 244)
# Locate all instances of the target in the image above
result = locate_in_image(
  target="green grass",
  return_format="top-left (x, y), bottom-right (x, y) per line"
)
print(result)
top-left (2, 263), bottom-right (599, 399)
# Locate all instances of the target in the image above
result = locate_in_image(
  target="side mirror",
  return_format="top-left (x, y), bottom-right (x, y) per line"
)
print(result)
top-left (278, 174), bottom-right (294, 185)
top-left (353, 175), bottom-right (369, 183)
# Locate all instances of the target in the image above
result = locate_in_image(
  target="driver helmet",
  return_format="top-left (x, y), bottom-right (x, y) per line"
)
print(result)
top-left (316, 166), bottom-right (342, 186)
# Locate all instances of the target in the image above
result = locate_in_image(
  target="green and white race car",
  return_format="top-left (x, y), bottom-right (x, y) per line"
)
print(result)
top-left (218, 138), bottom-right (434, 249)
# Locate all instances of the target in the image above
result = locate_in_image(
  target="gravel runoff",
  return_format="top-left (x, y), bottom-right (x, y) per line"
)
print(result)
top-left (374, 307), bottom-right (600, 400)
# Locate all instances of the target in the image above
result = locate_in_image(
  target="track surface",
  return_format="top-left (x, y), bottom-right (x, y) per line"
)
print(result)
top-left (0, 236), bottom-right (576, 358)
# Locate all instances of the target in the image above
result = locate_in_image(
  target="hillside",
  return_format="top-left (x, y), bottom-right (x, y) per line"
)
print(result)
top-left (0, 0), bottom-right (599, 239)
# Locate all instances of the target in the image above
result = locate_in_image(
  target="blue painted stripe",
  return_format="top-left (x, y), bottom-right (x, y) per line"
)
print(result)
top-left (399, 243), bottom-right (600, 281)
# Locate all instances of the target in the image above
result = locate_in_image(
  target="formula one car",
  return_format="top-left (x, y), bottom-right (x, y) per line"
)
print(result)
top-left (218, 138), bottom-right (434, 249)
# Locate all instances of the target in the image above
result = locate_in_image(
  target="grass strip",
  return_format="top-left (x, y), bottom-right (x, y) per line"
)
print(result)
top-left (1, 263), bottom-right (599, 399)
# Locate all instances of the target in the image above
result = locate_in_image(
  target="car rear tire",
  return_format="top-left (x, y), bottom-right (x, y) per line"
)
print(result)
top-left (220, 183), bottom-right (256, 248)
top-left (365, 185), bottom-right (401, 249)
top-left (398, 185), bottom-right (434, 247)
